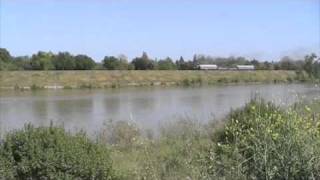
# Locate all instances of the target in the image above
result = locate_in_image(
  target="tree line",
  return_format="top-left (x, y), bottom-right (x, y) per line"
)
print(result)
top-left (0, 48), bottom-right (319, 78)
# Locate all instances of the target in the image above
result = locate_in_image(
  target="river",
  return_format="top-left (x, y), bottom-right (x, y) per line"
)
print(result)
top-left (0, 84), bottom-right (319, 134)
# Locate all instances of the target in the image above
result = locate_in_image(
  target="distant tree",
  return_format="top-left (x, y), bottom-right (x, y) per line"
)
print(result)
top-left (12, 56), bottom-right (31, 70)
top-left (0, 48), bottom-right (12, 70)
top-left (250, 59), bottom-right (261, 70)
top-left (313, 59), bottom-right (320, 78)
top-left (74, 55), bottom-right (95, 70)
top-left (93, 62), bottom-right (105, 70)
top-left (192, 54), bottom-right (251, 68)
top-left (118, 54), bottom-right (133, 70)
top-left (263, 61), bottom-right (273, 70)
top-left (52, 52), bottom-right (75, 70)
top-left (158, 57), bottom-right (176, 70)
top-left (279, 56), bottom-right (298, 70)
top-left (0, 48), bottom-right (11, 63)
top-left (103, 56), bottom-right (129, 70)
top-left (176, 56), bottom-right (194, 70)
top-left (303, 53), bottom-right (318, 78)
top-left (30, 51), bottom-right (54, 70)
top-left (117, 54), bottom-right (130, 70)
top-left (103, 56), bottom-right (119, 70)
top-left (131, 52), bottom-right (155, 70)
top-left (248, 59), bottom-right (272, 70)
top-left (176, 56), bottom-right (184, 70)
top-left (273, 63), bottom-right (281, 70)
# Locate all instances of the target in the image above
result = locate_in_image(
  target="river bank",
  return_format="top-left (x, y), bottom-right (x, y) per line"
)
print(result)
top-left (0, 70), bottom-right (300, 90)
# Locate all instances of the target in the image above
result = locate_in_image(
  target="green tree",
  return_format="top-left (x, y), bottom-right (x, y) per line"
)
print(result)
top-left (158, 57), bottom-right (177, 70)
top-left (30, 51), bottom-right (54, 70)
top-left (303, 53), bottom-right (317, 77)
top-left (0, 48), bottom-right (12, 70)
top-left (176, 56), bottom-right (194, 70)
top-left (103, 56), bottom-right (129, 70)
top-left (0, 48), bottom-right (11, 63)
top-left (131, 52), bottom-right (156, 70)
top-left (52, 52), bottom-right (76, 70)
top-left (75, 54), bottom-right (96, 70)
top-left (12, 56), bottom-right (31, 70)
top-left (279, 56), bottom-right (298, 70)
top-left (103, 56), bottom-right (118, 70)
top-left (263, 61), bottom-right (273, 70)
top-left (118, 54), bottom-right (132, 70)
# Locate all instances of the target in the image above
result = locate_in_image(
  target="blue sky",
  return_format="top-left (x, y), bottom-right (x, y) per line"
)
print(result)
top-left (1, 0), bottom-right (319, 61)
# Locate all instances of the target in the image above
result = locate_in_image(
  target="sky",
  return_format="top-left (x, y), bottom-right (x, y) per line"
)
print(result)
top-left (0, 0), bottom-right (319, 62)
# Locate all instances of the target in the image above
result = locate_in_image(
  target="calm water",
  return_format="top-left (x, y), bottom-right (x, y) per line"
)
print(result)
top-left (0, 84), bottom-right (319, 134)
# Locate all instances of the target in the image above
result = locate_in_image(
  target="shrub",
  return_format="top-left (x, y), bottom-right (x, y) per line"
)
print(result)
top-left (98, 120), bottom-right (141, 148)
top-left (208, 100), bottom-right (320, 179)
top-left (0, 125), bottom-right (115, 179)
top-left (182, 79), bottom-right (191, 86)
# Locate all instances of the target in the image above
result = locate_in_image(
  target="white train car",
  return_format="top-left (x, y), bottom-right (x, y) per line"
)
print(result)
top-left (198, 64), bottom-right (218, 70)
top-left (236, 65), bottom-right (255, 70)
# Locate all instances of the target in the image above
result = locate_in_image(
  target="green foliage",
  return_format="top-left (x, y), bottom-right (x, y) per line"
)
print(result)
top-left (30, 51), bottom-right (55, 70)
top-left (1, 48), bottom-right (319, 76)
top-left (0, 48), bottom-right (13, 70)
top-left (279, 56), bottom-right (302, 70)
top-left (131, 52), bottom-right (156, 70)
top-left (0, 125), bottom-right (115, 179)
top-left (0, 61), bottom-right (15, 71)
top-left (75, 55), bottom-right (96, 70)
top-left (12, 56), bottom-right (32, 70)
top-left (304, 53), bottom-right (320, 79)
top-left (103, 56), bottom-right (129, 70)
top-left (157, 57), bottom-right (177, 70)
top-left (208, 100), bottom-right (320, 179)
top-left (176, 56), bottom-right (194, 70)
top-left (52, 52), bottom-right (76, 70)
top-left (0, 48), bottom-right (11, 63)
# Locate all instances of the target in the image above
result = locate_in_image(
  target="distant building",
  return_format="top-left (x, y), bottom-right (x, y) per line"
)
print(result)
top-left (198, 64), bottom-right (218, 70)
top-left (236, 65), bottom-right (255, 70)
top-left (218, 67), bottom-right (237, 71)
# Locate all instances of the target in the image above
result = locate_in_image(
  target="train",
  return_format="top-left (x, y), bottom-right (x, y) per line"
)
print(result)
top-left (198, 64), bottom-right (255, 70)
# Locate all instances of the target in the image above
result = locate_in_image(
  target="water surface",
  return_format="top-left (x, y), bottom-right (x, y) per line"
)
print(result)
top-left (0, 84), bottom-right (319, 134)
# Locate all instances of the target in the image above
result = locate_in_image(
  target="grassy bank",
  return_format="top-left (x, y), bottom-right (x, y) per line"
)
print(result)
top-left (0, 70), bottom-right (300, 90)
top-left (0, 99), bottom-right (319, 179)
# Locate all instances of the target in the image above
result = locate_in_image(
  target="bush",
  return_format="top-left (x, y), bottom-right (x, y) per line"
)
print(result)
top-left (0, 125), bottom-right (115, 179)
top-left (98, 120), bottom-right (141, 148)
top-left (208, 100), bottom-right (320, 179)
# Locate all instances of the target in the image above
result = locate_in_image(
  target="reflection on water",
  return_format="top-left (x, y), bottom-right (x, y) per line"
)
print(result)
top-left (0, 84), bottom-right (319, 134)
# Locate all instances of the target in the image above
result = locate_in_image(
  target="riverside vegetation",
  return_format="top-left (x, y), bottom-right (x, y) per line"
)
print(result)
top-left (0, 48), bottom-right (319, 73)
top-left (0, 70), bottom-right (303, 90)
top-left (0, 99), bottom-right (319, 179)
top-left (1, 48), bottom-right (319, 90)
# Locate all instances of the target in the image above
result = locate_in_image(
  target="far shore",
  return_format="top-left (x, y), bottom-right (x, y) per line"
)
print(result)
top-left (0, 70), bottom-right (305, 90)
